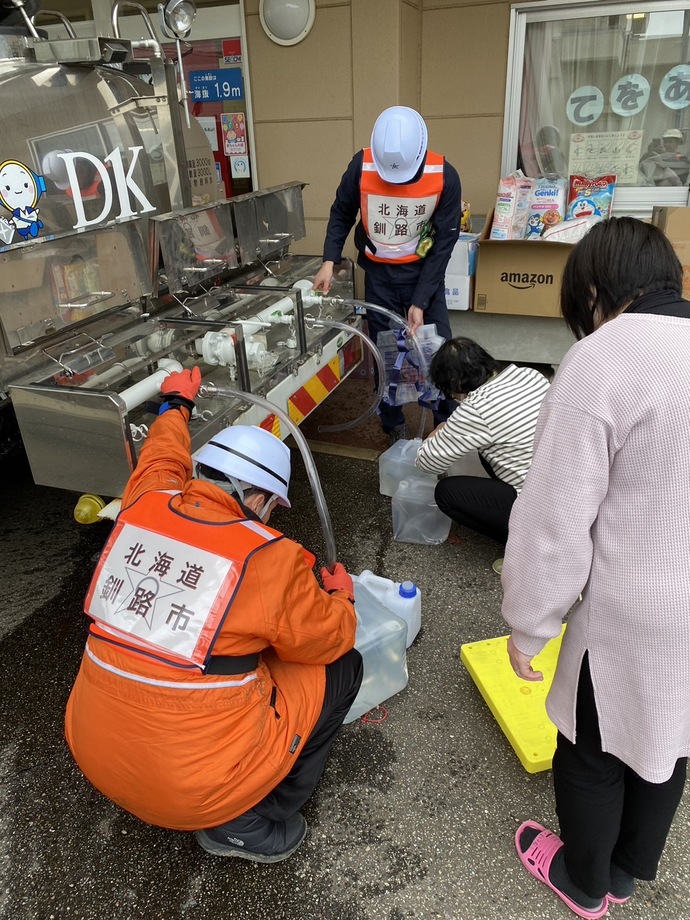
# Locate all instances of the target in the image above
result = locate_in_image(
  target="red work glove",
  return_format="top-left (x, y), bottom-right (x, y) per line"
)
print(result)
top-left (161, 366), bottom-right (202, 401)
top-left (159, 367), bottom-right (202, 415)
top-left (320, 562), bottom-right (354, 603)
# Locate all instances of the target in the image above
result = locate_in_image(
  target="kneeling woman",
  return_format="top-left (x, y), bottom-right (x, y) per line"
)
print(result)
top-left (415, 337), bottom-right (549, 554)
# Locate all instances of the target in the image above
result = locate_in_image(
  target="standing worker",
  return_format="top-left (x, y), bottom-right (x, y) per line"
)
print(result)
top-left (313, 106), bottom-right (462, 442)
top-left (502, 218), bottom-right (690, 917)
top-left (65, 367), bottom-right (362, 863)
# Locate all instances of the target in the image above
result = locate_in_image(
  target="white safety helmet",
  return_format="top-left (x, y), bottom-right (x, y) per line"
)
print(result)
top-left (193, 425), bottom-right (291, 508)
top-left (663, 128), bottom-right (683, 140)
top-left (370, 106), bottom-right (428, 184)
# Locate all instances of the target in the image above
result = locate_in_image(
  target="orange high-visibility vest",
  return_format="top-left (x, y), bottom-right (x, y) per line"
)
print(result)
top-left (85, 490), bottom-right (283, 670)
top-left (360, 148), bottom-right (444, 263)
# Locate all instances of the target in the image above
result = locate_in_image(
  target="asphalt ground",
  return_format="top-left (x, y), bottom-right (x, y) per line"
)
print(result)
top-left (1, 427), bottom-right (689, 920)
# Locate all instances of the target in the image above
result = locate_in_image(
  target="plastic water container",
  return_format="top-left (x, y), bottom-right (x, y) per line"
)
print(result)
top-left (392, 477), bottom-right (452, 545)
top-left (377, 323), bottom-right (445, 406)
top-left (344, 576), bottom-right (409, 723)
top-left (355, 569), bottom-right (421, 647)
top-left (378, 438), bottom-right (436, 497)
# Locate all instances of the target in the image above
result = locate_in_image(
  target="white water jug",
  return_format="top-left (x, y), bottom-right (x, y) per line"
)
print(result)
top-left (378, 438), bottom-right (436, 497)
top-left (392, 477), bottom-right (452, 545)
top-left (354, 569), bottom-right (421, 647)
top-left (344, 576), bottom-right (409, 723)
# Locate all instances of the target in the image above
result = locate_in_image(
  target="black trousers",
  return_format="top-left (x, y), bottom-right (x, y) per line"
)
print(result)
top-left (434, 455), bottom-right (517, 545)
top-left (252, 648), bottom-right (363, 822)
top-left (364, 270), bottom-right (454, 432)
top-left (553, 654), bottom-right (687, 899)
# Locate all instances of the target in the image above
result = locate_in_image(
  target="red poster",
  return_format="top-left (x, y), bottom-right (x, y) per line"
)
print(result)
top-left (221, 112), bottom-right (247, 156)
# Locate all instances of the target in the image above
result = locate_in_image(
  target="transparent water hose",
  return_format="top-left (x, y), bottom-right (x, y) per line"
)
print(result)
top-left (305, 318), bottom-right (386, 434)
top-left (199, 382), bottom-right (338, 571)
top-left (343, 299), bottom-right (432, 441)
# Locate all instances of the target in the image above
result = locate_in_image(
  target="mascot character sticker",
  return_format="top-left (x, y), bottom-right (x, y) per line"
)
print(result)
top-left (0, 159), bottom-right (47, 245)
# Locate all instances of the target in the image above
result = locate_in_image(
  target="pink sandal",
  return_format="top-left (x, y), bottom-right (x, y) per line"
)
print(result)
top-left (515, 821), bottom-right (609, 919)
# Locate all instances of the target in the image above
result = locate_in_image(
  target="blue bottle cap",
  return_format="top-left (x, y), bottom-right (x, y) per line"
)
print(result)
top-left (399, 581), bottom-right (417, 598)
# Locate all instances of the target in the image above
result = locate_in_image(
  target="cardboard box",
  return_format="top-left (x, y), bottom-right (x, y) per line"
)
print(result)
top-left (473, 212), bottom-right (573, 318)
top-left (445, 273), bottom-right (473, 311)
top-left (652, 206), bottom-right (690, 300)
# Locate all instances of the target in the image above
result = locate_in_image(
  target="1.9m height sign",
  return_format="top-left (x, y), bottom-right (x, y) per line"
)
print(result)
top-left (188, 68), bottom-right (244, 103)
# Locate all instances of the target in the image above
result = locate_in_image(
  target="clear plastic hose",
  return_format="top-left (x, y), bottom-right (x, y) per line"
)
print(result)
top-left (343, 299), bottom-right (432, 441)
top-left (199, 381), bottom-right (338, 571)
top-left (305, 318), bottom-right (386, 433)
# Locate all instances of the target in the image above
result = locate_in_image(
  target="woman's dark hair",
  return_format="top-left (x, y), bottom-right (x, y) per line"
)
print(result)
top-left (560, 216), bottom-right (683, 339)
top-left (429, 337), bottom-right (502, 398)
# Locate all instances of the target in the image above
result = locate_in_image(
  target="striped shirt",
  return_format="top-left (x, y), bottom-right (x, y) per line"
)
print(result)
top-left (415, 364), bottom-right (550, 490)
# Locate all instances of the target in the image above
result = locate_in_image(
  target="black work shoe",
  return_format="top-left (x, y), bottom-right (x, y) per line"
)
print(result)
top-left (194, 809), bottom-right (307, 863)
top-left (387, 424), bottom-right (409, 445)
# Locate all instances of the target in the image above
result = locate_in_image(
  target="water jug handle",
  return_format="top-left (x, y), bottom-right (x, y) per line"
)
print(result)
top-left (402, 439), bottom-right (419, 459)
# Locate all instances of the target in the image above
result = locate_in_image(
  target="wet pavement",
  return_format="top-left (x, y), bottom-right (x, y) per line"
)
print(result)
top-left (1, 439), bottom-right (689, 920)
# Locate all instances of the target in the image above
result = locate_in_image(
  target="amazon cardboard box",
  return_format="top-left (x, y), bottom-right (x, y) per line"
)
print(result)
top-left (652, 206), bottom-right (690, 299)
top-left (473, 212), bottom-right (573, 317)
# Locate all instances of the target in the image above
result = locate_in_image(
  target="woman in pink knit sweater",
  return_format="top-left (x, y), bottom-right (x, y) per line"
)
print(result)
top-left (501, 217), bottom-right (690, 919)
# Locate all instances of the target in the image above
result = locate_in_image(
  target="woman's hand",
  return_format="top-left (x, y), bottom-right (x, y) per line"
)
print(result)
top-left (507, 634), bottom-right (543, 682)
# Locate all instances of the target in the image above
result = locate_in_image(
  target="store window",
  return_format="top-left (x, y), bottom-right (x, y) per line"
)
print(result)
top-left (502, 0), bottom-right (690, 216)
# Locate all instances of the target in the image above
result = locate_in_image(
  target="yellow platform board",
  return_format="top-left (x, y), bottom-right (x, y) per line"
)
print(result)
top-left (460, 627), bottom-right (565, 774)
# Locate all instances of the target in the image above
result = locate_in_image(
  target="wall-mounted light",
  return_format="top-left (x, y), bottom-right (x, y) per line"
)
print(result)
top-left (157, 0), bottom-right (197, 130)
top-left (259, 0), bottom-right (315, 46)
top-left (158, 0), bottom-right (197, 39)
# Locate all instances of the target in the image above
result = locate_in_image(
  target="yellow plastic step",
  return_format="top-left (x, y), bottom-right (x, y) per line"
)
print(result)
top-left (460, 626), bottom-right (565, 774)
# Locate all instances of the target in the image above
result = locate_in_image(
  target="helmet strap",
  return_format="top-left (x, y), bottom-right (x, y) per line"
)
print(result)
top-left (226, 475), bottom-right (246, 503)
top-left (259, 494), bottom-right (279, 521)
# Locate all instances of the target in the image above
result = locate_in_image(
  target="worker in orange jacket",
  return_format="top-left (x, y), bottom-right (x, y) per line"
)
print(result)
top-left (65, 367), bottom-right (362, 863)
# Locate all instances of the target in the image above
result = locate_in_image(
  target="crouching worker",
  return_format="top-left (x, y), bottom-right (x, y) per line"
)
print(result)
top-left (65, 367), bottom-right (362, 863)
top-left (415, 338), bottom-right (549, 569)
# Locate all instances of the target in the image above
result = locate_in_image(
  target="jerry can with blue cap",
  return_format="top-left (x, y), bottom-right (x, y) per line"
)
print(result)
top-left (354, 569), bottom-right (421, 646)
top-left (343, 572), bottom-right (413, 723)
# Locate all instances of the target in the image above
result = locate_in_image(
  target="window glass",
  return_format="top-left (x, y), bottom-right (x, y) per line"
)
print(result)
top-left (517, 8), bottom-right (690, 191)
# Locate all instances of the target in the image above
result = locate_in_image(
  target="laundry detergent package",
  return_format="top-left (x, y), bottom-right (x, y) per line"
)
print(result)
top-left (525, 177), bottom-right (567, 239)
top-left (490, 171), bottom-right (534, 240)
top-left (566, 174), bottom-right (616, 221)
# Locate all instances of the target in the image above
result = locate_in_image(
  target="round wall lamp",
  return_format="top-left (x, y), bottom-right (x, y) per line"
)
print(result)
top-left (259, 0), bottom-right (315, 46)
top-left (158, 0), bottom-right (197, 38)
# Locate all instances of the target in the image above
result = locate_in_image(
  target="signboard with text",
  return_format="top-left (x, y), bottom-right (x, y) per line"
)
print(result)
top-left (189, 69), bottom-right (244, 103)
